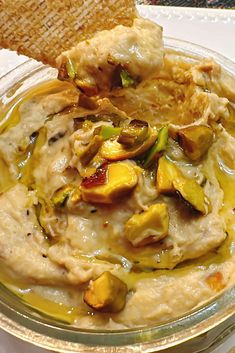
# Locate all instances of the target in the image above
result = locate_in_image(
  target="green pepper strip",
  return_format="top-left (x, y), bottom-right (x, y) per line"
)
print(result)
top-left (143, 126), bottom-right (168, 168)
top-left (100, 126), bottom-right (122, 140)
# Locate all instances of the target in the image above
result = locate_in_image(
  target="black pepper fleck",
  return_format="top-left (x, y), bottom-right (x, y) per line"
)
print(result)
top-left (26, 210), bottom-right (30, 216)
top-left (48, 131), bottom-right (66, 146)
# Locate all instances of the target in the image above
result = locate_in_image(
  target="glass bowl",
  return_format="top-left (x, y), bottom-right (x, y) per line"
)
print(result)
top-left (0, 38), bottom-right (235, 353)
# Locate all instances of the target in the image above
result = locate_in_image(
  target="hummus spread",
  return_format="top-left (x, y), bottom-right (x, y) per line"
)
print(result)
top-left (0, 21), bottom-right (235, 329)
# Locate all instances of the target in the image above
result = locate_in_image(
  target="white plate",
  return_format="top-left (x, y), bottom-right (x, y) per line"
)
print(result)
top-left (0, 5), bottom-right (235, 353)
top-left (139, 6), bottom-right (235, 62)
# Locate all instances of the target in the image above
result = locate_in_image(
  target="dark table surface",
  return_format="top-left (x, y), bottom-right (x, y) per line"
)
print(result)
top-left (137, 0), bottom-right (235, 7)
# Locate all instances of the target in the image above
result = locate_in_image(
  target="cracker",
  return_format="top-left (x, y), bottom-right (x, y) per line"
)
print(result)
top-left (0, 0), bottom-right (136, 66)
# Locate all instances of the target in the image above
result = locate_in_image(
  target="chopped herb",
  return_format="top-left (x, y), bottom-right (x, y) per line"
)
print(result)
top-left (120, 70), bottom-right (136, 88)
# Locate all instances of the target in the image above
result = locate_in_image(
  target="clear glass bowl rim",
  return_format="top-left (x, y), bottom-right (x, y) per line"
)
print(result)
top-left (0, 37), bottom-right (235, 353)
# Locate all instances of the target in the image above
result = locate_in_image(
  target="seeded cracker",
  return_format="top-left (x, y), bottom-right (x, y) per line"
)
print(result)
top-left (0, 0), bottom-right (136, 67)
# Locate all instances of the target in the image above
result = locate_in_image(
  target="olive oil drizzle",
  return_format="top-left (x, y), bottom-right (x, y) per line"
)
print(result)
top-left (0, 80), bottom-right (69, 135)
top-left (0, 268), bottom-right (78, 324)
top-left (0, 80), bottom-right (80, 323)
top-left (0, 80), bottom-right (70, 193)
